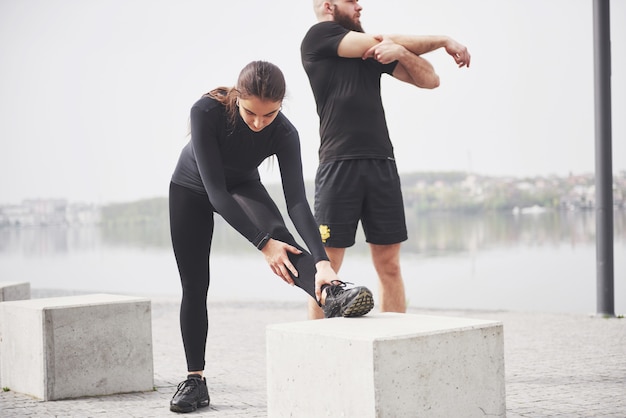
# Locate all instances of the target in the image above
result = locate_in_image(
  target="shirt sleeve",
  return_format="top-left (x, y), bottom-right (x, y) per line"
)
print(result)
top-left (302, 21), bottom-right (398, 74)
top-left (275, 129), bottom-right (329, 264)
top-left (382, 60), bottom-right (399, 75)
top-left (190, 103), bottom-right (269, 248)
top-left (301, 21), bottom-right (350, 60)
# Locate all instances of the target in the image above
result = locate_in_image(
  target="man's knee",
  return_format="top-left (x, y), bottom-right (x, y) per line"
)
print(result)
top-left (378, 265), bottom-right (403, 284)
top-left (369, 244), bottom-right (401, 281)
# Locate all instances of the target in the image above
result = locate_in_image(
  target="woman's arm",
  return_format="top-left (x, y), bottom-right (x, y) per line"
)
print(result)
top-left (190, 104), bottom-right (268, 248)
top-left (275, 130), bottom-right (330, 265)
top-left (190, 104), bottom-right (305, 285)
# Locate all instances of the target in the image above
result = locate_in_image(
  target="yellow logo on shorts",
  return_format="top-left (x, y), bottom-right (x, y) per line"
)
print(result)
top-left (319, 225), bottom-right (330, 243)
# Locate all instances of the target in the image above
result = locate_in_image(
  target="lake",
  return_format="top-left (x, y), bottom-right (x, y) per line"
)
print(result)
top-left (1, 210), bottom-right (624, 314)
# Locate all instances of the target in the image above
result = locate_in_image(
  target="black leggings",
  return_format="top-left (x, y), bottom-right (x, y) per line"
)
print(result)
top-left (169, 181), bottom-right (318, 371)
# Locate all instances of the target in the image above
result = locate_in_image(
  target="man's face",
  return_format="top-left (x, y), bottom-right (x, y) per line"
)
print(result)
top-left (331, 0), bottom-right (364, 33)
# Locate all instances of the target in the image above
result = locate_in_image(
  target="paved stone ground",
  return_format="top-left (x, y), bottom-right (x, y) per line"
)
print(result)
top-left (1, 295), bottom-right (624, 417)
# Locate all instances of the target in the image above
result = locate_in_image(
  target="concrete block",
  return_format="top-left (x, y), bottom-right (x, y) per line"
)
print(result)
top-left (0, 293), bottom-right (153, 400)
top-left (0, 281), bottom-right (30, 302)
top-left (267, 313), bottom-right (505, 418)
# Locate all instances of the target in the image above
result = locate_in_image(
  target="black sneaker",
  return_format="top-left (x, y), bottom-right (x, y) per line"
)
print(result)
top-left (170, 374), bottom-right (210, 413)
top-left (323, 281), bottom-right (374, 318)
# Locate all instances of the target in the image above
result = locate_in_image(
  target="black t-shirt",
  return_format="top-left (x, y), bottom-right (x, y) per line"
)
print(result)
top-left (171, 96), bottom-right (328, 263)
top-left (301, 21), bottom-right (398, 163)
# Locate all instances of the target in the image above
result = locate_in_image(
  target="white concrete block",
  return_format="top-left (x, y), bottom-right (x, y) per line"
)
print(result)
top-left (0, 281), bottom-right (30, 302)
top-left (0, 281), bottom-right (30, 378)
top-left (267, 313), bottom-right (505, 418)
top-left (0, 293), bottom-right (154, 400)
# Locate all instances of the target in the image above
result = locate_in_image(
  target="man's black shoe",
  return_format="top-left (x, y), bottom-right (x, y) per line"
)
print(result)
top-left (323, 280), bottom-right (374, 318)
top-left (170, 374), bottom-right (210, 413)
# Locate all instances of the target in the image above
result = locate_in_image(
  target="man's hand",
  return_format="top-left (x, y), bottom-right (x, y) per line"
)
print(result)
top-left (364, 35), bottom-right (440, 89)
top-left (445, 38), bottom-right (471, 68)
top-left (261, 239), bottom-right (302, 285)
top-left (362, 35), bottom-right (404, 64)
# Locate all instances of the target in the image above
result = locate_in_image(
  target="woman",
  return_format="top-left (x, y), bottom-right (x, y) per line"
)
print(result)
top-left (168, 61), bottom-right (374, 413)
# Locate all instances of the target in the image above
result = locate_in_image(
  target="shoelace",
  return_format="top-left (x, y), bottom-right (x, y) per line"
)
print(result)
top-left (329, 280), bottom-right (353, 288)
top-left (175, 378), bottom-right (200, 396)
top-left (325, 280), bottom-right (356, 298)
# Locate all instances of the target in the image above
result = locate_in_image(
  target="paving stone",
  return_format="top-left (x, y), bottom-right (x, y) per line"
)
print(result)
top-left (0, 295), bottom-right (624, 417)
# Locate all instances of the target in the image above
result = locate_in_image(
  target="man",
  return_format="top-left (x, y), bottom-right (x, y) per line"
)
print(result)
top-left (301, 0), bottom-right (471, 319)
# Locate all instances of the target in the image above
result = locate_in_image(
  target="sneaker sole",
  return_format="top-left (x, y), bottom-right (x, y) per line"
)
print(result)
top-left (170, 399), bottom-right (209, 413)
top-left (342, 288), bottom-right (374, 317)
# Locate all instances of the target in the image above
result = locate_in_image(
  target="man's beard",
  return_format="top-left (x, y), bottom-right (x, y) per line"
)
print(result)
top-left (332, 7), bottom-right (364, 32)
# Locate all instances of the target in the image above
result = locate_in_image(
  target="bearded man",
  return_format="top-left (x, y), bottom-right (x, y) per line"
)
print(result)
top-left (301, 0), bottom-right (471, 319)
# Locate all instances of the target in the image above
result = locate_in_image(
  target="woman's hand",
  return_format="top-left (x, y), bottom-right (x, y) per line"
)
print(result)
top-left (261, 238), bottom-right (302, 285)
top-left (314, 260), bottom-right (340, 304)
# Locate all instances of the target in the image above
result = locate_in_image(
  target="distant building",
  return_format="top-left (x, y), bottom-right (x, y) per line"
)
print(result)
top-left (0, 199), bottom-right (101, 227)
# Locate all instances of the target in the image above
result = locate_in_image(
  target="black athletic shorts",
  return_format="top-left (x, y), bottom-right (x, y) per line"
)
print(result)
top-left (314, 159), bottom-right (408, 247)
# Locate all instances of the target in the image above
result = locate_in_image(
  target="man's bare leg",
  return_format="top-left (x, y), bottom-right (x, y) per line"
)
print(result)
top-left (307, 247), bottom-right (346, 319)
top-left (370, 243), bottom-right (406, 312)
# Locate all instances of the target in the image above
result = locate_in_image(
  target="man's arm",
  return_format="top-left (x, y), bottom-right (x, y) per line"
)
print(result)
top-left (387, 34), bottom-right (471, 68)
top-left (362, 36), bottom-right (439, 89)
top-left (393, 53), bottom-right (440, 89)
top-left (337, 31), bottom-right (471, 68)
top-left (386, 35), bottom-right (447, 55)
top-left (336, 31), bottom-right (381, 58)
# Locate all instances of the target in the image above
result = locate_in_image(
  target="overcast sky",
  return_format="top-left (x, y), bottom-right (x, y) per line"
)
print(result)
top-left (1, 0), bottom-right (624, 205)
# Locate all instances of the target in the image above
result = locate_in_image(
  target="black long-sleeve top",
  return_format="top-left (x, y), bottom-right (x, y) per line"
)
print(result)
top-left (171, 96), bottom-right (328, 264)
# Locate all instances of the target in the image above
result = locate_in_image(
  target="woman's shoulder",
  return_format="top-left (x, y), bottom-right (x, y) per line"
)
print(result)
top-left (274, 113), bottom-right (298, 137)
top-left (191, 95), bottom-right (222, 113)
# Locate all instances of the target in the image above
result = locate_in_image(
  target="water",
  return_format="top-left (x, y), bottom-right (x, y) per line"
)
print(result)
top-left (0, 211), bottom-right (624, 314)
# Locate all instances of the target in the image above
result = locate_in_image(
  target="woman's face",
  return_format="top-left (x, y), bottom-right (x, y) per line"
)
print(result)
top-left (238, 96), bottom-right (282, 132)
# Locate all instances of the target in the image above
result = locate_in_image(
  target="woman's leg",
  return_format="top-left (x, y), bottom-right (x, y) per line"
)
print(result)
top-left (230, 181), bottom-right (317, 300)
top-left (169, 182), bottom-right (214, 372)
